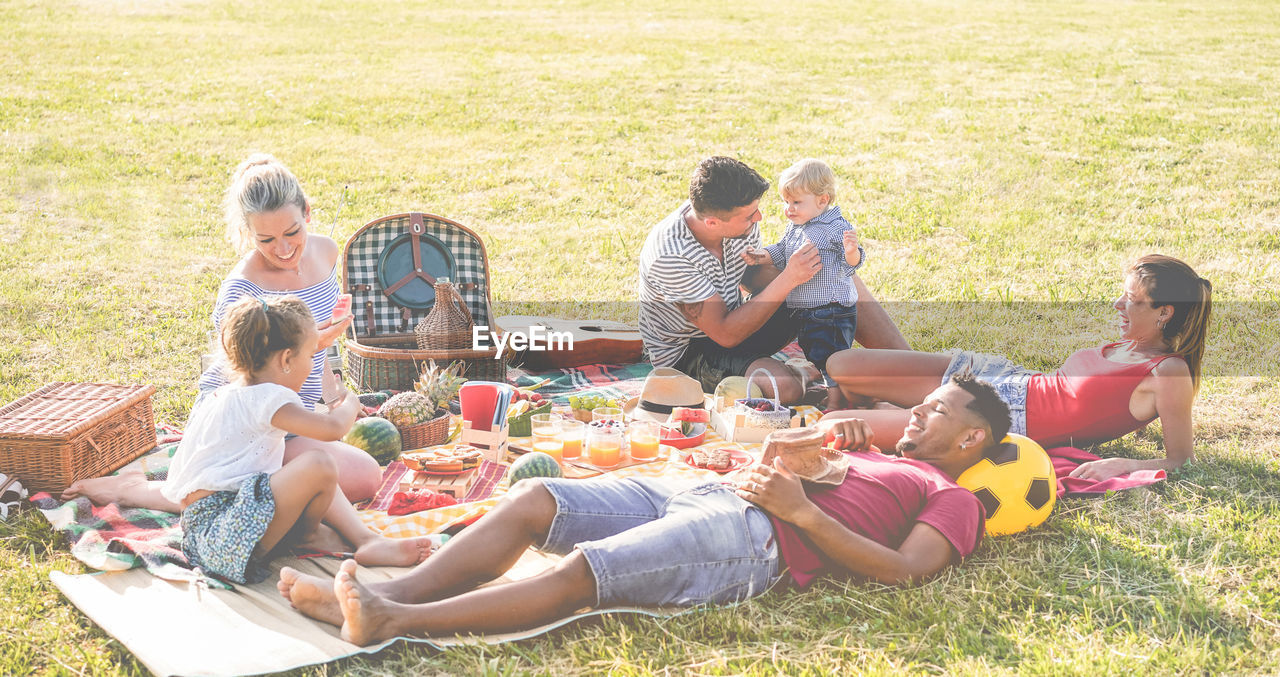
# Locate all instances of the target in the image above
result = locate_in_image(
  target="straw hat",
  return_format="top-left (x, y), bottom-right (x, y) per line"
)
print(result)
top-left (622, 367), bottom-right (712, 422)
top-left (760, 427), bottom-right (850, 485)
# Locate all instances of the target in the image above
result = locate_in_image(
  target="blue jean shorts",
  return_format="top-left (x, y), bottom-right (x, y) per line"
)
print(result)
top-left (538, 477), bottom-right (781, 608)
top-left (794, 303), bottom-right (858, 383)
top-left (941, 350), bottom-right (1035, 435)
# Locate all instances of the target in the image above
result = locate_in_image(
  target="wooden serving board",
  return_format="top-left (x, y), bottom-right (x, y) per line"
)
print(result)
top-left (398, 467), bottom-right (479, 497)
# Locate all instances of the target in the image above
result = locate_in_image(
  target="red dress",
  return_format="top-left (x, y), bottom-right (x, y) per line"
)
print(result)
top-left (1026, 342), bottom-right (1176, 447)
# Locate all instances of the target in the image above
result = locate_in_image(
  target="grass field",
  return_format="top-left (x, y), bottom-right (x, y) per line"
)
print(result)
top-left (3, 0), bottom-right (1279, 673)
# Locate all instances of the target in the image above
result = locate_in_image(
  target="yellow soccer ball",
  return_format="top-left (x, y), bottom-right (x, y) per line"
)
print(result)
top-left (956, 433), bottom-right (1057, 536)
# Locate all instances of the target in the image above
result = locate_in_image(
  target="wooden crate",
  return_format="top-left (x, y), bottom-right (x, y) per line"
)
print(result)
top-left (398, 467), bottom-right (479, 498)
top-left (0, 383), bottom-right (156, 492)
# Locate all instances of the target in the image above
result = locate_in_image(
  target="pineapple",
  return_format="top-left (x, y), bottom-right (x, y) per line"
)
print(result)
top-left (415, 360), bottom-right (467, 418)
top-left (378, 391), bottom-right (433, 426)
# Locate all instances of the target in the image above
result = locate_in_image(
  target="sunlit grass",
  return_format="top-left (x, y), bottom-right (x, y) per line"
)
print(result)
top-left (2, 0), bottom-right (1278, 673)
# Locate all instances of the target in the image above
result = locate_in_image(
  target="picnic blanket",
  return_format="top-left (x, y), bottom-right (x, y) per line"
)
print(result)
top-left (508, 361), bottom-right (653, 402)
top-left (26, 427), bottom-right (223, 586)
top-left (51, 549), bottom-right (695, 677)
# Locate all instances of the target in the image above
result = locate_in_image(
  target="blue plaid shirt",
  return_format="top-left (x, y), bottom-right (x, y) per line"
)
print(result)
top-left (763, 205), bottom-right (864, 309)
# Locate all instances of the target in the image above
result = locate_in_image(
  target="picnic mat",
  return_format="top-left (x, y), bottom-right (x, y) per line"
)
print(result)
top-left (51, 549), bottom-right (690, 677)
top-left (48, 458), bottom-right (736, 677)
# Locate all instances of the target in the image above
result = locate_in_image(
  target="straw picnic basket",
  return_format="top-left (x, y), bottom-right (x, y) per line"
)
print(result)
top-left (342, 212), bottom-right (505, 392)
top-left (0, 383), bottom-right (156, 492)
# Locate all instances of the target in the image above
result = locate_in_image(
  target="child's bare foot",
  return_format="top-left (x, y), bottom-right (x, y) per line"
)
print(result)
top-left (279, 567), bottom-right (345, 626)
top-left (335, 560), bottom-right (398, 646)
top-left (60, 472), bottom-right (144, 506)
top-left (353, 535), bottom-right (433, 567)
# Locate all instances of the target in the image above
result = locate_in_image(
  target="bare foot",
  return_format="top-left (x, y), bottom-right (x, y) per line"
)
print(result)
top-left (278, 567), bottom-right (344, 626)
top-left (353, 536), bottom-right (433, 567)
top-left (60, 472), bottom-right (145, 506)
top-left (296, 524), bottom-right (351, 555)
top-left (335, 560), bottom-right (397, 646)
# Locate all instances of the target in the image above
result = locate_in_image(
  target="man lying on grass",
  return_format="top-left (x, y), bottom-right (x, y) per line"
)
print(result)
top-left (279, 374), bottom-right (1008, 645)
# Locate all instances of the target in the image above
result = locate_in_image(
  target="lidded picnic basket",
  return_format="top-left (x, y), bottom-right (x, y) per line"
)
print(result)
top-left (0, 383), bottom-right (157, 492)
top-left (342, 212), bottom-right (506, 391)
top-left (415, 281), bottom-right (474, 351)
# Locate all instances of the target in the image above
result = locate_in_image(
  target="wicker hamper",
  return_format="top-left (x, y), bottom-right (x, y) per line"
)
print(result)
top-left (0, 382), bottom-right (156, 492)
top-left (346, 336), bottom-right (505, 392)
top-left (342, 212), bottom-right (506, 392)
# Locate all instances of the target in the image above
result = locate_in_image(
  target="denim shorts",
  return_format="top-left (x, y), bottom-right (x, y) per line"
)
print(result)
top-left (794, 303), bottom-right (858, 382)
top-left (538, 477), bottom-right (781, 608)
top-left (941, 350), bottom-right (1034, 435)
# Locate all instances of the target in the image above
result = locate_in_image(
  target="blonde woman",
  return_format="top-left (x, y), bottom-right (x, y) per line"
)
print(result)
top-left (823, 255), bottom-right (1212, 481)
top-left (65, 154), bottom-right (381, 509)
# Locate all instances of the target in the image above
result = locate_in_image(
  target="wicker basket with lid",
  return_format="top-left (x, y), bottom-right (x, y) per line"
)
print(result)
top-left (0, 382), bottom-right (157, 492)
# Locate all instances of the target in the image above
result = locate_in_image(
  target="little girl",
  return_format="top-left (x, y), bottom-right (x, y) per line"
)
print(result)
top-left (163, 296), bottom-right (434, 584)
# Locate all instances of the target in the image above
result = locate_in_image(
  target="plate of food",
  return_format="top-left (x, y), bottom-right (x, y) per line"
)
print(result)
top-left (401, 445), bottom-right (483, 475)
top-left (683, 447), bottom-right (754, 474)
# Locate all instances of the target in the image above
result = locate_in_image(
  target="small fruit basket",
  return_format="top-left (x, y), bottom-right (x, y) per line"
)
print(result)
top-left (567, 394), bottom-right (623, 423)
top-left (507, 402), bottom-right (553, 437)
top-left (378, 361), bottom-right (466, 450)
top-left (733, 398), bottom-right (791, 429)
top-left (732, 368), bottom-right (790, 429)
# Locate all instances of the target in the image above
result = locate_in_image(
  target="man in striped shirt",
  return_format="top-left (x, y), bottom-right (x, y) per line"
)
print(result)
top-left (638, 157), bottom-right (908, 402)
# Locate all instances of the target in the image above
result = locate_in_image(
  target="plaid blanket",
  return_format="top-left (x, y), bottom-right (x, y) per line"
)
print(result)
top-left (508, 362), bottom-right (654, 403)
top-left (28, 427), bottom-right (234, 588)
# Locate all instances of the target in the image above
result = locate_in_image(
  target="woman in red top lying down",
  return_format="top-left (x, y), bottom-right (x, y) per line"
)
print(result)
top-left (822, 254), bottom-right (1213, 482)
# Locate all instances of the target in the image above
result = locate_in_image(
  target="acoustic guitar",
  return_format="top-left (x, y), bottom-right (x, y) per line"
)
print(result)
top-left (494, 315), bottom-right (645, 369)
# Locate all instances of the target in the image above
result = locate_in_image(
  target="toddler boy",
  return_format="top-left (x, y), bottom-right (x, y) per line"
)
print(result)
top-left (742, 158), bottom-right (864, 386)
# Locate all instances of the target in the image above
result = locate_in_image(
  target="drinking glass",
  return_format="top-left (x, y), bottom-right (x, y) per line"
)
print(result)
top-left (530, 414), bottom-right (563, 463)
top-left (560, 419), bottom-right (585, 461)
top-left (586, 421), bottom-right (623, 468)
top-left (628, 420), bottom-right (661, 461)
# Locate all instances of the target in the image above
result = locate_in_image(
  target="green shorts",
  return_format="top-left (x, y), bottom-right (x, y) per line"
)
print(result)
top-left (672, 306), bottom-right (797, 393)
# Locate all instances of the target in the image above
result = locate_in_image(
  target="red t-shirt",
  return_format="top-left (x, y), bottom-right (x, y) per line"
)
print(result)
top-left (769, 451), bottom-right (985, 587)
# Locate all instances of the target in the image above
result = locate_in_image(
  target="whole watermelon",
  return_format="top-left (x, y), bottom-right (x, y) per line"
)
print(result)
top-left (344, 416), bottom-right (402, 465)
top-left (509, 452), bottom-right (562, 486)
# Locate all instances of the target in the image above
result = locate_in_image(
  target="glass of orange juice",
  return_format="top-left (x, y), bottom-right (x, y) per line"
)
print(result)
top-left (586, 421), bottom-right (623, 468)
top-left (628, 420), bottom-right (661, 461)
top-left (530, 414), bottom-right (563, 463)
top-left (560, 419), bottom-right (585, 460)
